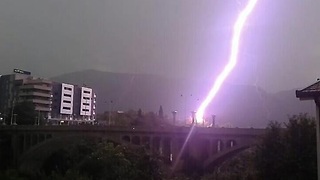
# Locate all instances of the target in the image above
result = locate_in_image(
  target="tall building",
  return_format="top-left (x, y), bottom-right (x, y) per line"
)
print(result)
top-left (0, 69), bottom-right (96, 125)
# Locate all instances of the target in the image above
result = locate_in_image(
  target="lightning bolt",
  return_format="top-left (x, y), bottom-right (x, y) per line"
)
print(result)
top-left (196, 0), bottom-right (258, 123)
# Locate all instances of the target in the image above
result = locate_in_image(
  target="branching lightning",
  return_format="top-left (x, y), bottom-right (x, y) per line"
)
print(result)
top-left (195, 0), bottom-right (258, 123)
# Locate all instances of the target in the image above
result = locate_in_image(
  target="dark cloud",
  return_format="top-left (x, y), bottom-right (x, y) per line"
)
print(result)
top-left (0, 0), bottom-right (319, 92)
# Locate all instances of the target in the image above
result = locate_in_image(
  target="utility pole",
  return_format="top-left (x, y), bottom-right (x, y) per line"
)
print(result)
top-left (10, 99), bottom-right (15, 125)
top-left (191, 111), bottom-right (196, 125)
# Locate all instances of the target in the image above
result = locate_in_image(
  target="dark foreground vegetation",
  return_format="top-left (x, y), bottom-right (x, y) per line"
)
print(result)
top-left (0, 114), bottom-right (317, 179)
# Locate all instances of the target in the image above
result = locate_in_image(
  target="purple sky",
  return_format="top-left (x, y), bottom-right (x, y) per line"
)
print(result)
top-left (0, 0), bottom-right (319, 92)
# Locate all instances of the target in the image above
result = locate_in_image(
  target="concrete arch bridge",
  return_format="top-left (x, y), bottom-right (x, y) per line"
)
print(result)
top-left (0, 125), bottom-right (265, 172)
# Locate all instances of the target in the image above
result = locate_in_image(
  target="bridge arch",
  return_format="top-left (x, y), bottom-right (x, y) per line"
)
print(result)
top-left (203, 142), bottom-right (253, 171)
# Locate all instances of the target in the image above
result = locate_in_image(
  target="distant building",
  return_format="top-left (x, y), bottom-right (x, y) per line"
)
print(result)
top-left (0, 69), bottom-right (96, 125)
top-left (51, 83), bottom-right (96, 124)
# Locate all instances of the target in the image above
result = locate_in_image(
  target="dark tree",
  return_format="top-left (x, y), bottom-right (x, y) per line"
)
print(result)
top-left (137, 108), bottom-right (142, 118)
top-left (78, 143), bottom-right (164, 180)
top-left (0, 134), bottom-right (13, 170)
top-left (159, 105), bottom-right (164, 119)
top-left (42, 141), bottom-right (164, 180)
top-left (7, 101), bottom-right (36, 125)
top-left (255, 114), bottom-right (317, 180)
top-left (42, 140), bottom-right (96, 175)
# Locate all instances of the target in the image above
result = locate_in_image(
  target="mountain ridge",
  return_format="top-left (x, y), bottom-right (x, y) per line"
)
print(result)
top-left (51, 69), bottom-right (315, 128)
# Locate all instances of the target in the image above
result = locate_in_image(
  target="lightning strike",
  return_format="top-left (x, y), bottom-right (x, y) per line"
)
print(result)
top-left (196, 0), bottom-right (258, 123)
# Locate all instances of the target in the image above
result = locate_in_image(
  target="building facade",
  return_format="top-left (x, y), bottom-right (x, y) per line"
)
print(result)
top-left (51, 83), bottom-right (96, 124)
top-left (0, 71), bottom-right (41, 118)
top-left (0, 69), bottom-right (96, 125)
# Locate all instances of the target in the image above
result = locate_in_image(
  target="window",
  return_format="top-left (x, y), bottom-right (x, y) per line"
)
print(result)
top-left (64, 87), bottom-right (72, 91)
top-left (84, 90), bottom-right (90, 94)
top-left (83, 97), bottom-right (90, 100)
top-left (82, 109), bottom-right (89, 112)
top-left (62, 107), bottom-right (71, 110)
top-left (63, 100), bottom-right (71, 103)
top-left (83, 103), bottom-right (89, 106)
top-left (63, 94), bottom-right (71, 97)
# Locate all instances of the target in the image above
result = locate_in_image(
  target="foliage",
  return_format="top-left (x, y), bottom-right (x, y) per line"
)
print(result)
top-left (159, 105), bottom-right (164, 119)
top-left (78, 143), bottom-right (163, 180)
top-left (43, 170), bottom-right (91, 180)
top-left (42, 140), bottom-right (96, 175)
top-left (255, 114), bottom-right (317, 180)
top-left (137, 108), bottom-right (142, 118)
top-left (41, 141), bottom-right (164, 180)
top-left (0, 134), bottom-right (13, 170)
top-left (201, 149), bottom-right (258, 180)
top-left (98, 109), bottom-right (171, 127)
top-left (0, 169), bottom-right (29, 180)
top-left (6, 101), bottom-right (36, 125)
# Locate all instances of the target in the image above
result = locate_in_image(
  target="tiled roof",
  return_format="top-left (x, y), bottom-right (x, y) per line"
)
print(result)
top-left (296, 81), bottom-right (320, 100)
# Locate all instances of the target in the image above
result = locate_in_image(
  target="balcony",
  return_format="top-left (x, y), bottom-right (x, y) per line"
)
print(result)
top-left (20, 85), bottom-right (52, 91)
top-left (18, 99), bottom-right (51, 105)
top-left (30, 99), bottom-right (51, 105)
top-left (19, 92), bottom-right (51, 98)
top-left (35, 106), bottom-right (51, 112)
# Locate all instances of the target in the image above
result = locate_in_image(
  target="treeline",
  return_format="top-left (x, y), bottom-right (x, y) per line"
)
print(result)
top-left (97, 106), bottom-right (174, 126)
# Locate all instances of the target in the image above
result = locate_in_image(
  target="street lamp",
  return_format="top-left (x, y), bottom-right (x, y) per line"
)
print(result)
top-left (108, 100), bottom-right (113, 126)
top-left (10, 99), bottom-right (15, 125)
top-left (212, 115), bottom-right (216, 127)
top-left (191, 111), bottom-right (196, 125)
top-left (172, 111), bottom-right (177, 125)
top-left (2, 114), bottom-right (6, 125)
top-left (13, 114), bottom-right (17, 125)
top-left (116, 110), bottom-right (124, 126)
top-left (34, 116), bottom-right (37, 125)
top-left (0, 113), bottom-right (3, 125)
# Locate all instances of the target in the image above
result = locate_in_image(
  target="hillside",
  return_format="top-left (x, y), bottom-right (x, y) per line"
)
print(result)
top-left (51, 70), bottom-right (314, 128)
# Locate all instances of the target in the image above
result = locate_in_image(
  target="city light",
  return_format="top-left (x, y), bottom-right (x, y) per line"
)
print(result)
top-left (196, 0), bottom-right (258, 123)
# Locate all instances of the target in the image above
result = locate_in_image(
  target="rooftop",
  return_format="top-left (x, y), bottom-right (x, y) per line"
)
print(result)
top-left (296, 80), bottom-right (320, 100)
